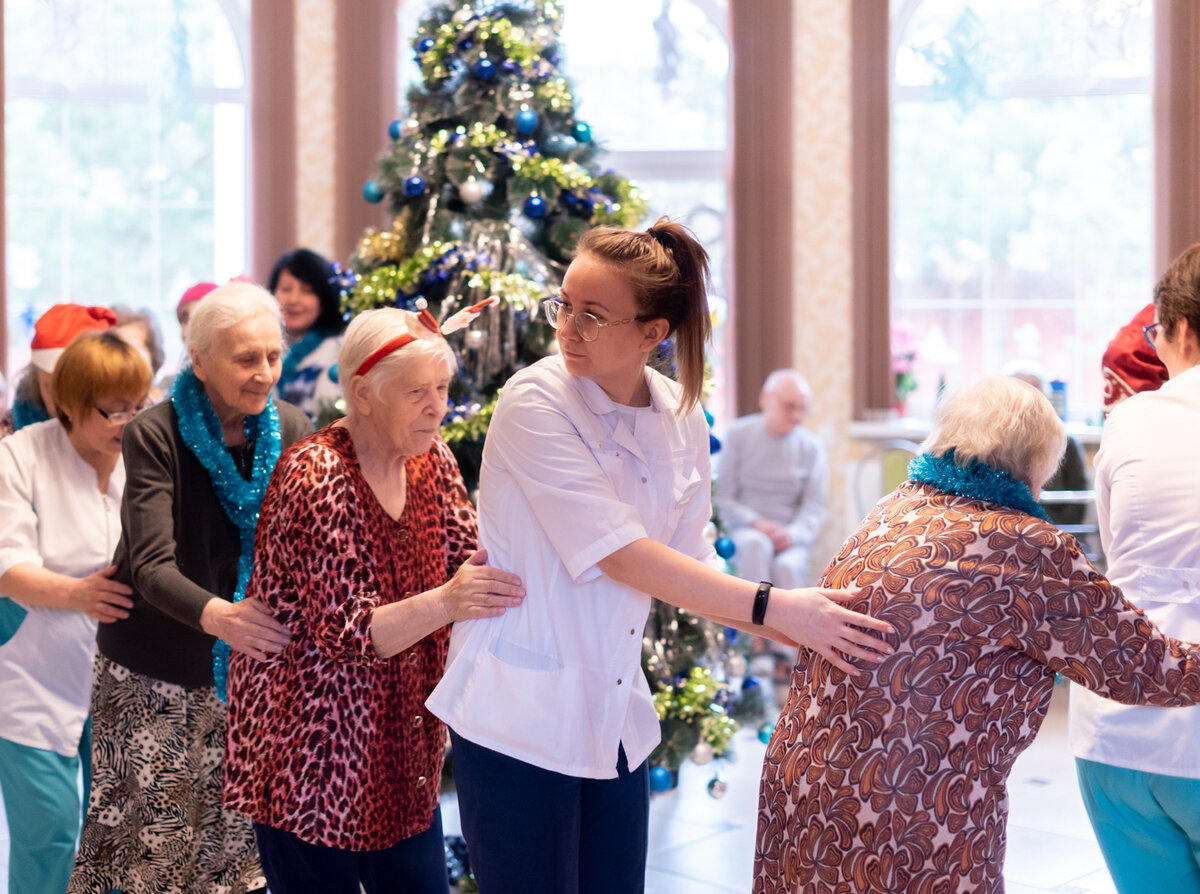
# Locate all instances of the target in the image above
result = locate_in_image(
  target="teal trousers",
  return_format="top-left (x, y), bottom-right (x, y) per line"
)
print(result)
top-left (0, 722), bottom-right (90, 894)
top-left (1076, 757), bottom-right (1200, 894)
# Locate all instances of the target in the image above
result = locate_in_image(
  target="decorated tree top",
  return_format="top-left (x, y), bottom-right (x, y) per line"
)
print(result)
top-left (344, 0), bottom-right (648, 452)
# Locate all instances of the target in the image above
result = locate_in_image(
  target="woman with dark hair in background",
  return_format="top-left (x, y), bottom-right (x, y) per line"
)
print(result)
top-left (269, 248), bottom-right (347, 423)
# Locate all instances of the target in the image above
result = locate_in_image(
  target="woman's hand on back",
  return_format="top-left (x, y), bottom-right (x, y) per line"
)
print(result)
top-left (768, 587), bottom-right (894, 676)
top-left (439, 548), bottom-right (525, 623)
top-left (68, 565), bottom-right (134, 623)
top-left (200, 596), bottom-right (291, 661)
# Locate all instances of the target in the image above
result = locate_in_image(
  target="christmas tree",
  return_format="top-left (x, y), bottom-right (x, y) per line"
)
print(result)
top-left (347, 0), bottom-right (755, 789)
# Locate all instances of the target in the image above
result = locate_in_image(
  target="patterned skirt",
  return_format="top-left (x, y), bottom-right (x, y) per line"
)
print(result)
top-left (67, 655), bottom-right (264, 894)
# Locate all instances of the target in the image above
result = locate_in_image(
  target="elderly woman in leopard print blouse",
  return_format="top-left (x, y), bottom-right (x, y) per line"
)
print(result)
top-left (754, 376), bottom-right (1200, 894)
top-left (223, 307), bottom-right (525, 894)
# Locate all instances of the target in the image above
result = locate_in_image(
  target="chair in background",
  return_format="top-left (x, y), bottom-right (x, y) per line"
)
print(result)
top-left (853, 439), bottom-right (922, 521)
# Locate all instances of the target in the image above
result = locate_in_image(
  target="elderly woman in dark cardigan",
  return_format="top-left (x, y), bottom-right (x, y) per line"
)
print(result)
top-left (69, 282), bottom-right (310, 894)
top-left (754, 376), bottom-right (1200, 894)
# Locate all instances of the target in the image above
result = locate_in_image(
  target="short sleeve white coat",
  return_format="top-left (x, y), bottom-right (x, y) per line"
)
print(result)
top-left (0, 419), bottom-right (124, 756)
top-left (426, 355), bottom-right (717, 778)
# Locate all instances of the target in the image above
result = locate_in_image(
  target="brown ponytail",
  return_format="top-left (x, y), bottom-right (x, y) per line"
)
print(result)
top-left (575, 216), bottom-right (712, 412)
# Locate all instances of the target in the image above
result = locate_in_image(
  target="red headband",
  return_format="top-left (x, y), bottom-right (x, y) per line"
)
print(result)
top-left (353, 297), bottom-right (498, 378)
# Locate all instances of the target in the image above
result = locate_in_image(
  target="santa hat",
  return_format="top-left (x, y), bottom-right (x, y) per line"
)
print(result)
top-left (176, 281), bottom-right (218, 319)
top-left (1101, 302), bottom-right (1168, 413)
top-left (30, 304), bottom-right (118, 373)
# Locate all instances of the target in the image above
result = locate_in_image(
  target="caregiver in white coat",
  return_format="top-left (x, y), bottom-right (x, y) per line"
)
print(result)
top-left (0, 330), bottom-right (149, 894)
top-left (1070, 242), bottom-right (1200, 893)
top-left (427, 218), bottom-right (893, 894)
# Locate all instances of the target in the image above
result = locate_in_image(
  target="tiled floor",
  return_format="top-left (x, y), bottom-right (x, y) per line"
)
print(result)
top-left (0, 683), bottom-right (1116, 893)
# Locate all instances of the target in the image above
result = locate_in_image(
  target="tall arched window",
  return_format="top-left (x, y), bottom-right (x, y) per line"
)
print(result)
top-left (5, 0), bottom-right (249, 374)
top-left (397, 0), bottom-right (732, 419)
top-left (889, 0), bottom-right (1153, 424)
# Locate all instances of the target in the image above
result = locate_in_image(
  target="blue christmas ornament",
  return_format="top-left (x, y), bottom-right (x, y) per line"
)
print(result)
top-left (709, 433), bottom-right (722, 455)
top-left (362, 180), bottom-right (385, 204)
top-left (515, 108), bottom-right (539, 134)
top-left (649, 766), bottom-right (674, 793)
top-left (388, 119), bottom-right (402, 140)
top-left (523, 196), bottom-right (547, 219)
top-left (328, 364), bottom-right (338, 385)
top-left (573, 121), bottom-right (592, 143)
top-left (741, 676), bottom-right (760, 692)
top-left (703, 408), bottom-right (714, 427)
top-left (724, 626), bottom-right (739, 644)
top-left (714, 536), bottom-right (736, 560)
top-left (416, 37), bottom-right (435, 54)
top-left (757, 721), bottom-right (776, 744)
top-left (471, 58), bottom-right (498, 80)
top-left (404, 176), bottom-right (427, 197)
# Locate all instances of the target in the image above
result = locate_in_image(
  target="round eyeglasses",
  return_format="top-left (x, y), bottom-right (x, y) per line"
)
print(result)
top-left (1142, 321), bottom-right (1161, 351)
top-left (541, 296), bottom-right (645, 342)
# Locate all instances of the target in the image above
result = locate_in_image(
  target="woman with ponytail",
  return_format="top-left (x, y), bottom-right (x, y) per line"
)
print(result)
top-left (427, 217), bottom-right (893, 892)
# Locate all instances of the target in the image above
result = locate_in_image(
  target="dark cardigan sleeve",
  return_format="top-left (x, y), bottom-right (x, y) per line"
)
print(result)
top-left (119, 399), bottom-right (312, 631)
top-left (119, 403), bottom-right (224, 630)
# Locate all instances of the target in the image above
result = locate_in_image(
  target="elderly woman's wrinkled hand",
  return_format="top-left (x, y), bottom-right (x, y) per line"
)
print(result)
top-left (68, 565), bottom-right (134, 623)
top-left (440, 548), bottom-right (526, 624)
top-left (200, 596), bottom-right (292, 662)
top-left (770, 587), bottom-right (894, 676)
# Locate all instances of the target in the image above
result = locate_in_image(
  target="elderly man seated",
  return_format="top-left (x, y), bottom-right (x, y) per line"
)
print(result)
top-left (715, 368), bottom-right (828, 591)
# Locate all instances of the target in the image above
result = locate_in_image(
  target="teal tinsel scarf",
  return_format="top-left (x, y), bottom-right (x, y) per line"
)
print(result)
top-left (278, 329), bottom-right (327, 392)
top-left (12, 398), bottom-right (49, 431)
top-left (172, 367), bottom-right (281, 701)
top-left (908, 450), bottom-right (1049, 521)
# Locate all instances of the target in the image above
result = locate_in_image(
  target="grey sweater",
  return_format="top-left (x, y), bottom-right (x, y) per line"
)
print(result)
top-left (97, 399), bottom-right (311, 688)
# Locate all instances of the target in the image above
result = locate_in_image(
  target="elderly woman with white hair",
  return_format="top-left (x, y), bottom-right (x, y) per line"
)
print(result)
top-left (222, 305), bottom-right (523, 894)
top-left (70, 282), bottom-right (311, 894)
top-left (754, 375), bottom-right (1200, 894)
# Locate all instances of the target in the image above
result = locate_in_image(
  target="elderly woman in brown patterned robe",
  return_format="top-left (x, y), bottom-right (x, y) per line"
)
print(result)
top-left (755, 376), bottom-right (1200, 894)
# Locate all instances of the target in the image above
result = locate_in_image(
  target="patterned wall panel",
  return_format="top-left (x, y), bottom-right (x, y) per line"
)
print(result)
top-left (295, 0), bottom-right (338, 258)
top-left (792, 0), bottom-right (861, 575)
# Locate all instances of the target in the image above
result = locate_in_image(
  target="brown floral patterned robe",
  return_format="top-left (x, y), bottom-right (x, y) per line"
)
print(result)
top-left (755, 481), bottom-right (1200, 893)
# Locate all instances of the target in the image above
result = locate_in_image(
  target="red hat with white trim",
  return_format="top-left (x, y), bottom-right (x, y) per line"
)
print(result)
top-left (1101, 302), bottom-right (1168, 414)
top-left (30, 304), bottom-right (118, 373)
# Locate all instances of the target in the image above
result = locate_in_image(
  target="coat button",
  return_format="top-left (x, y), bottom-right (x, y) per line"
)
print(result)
top-left (412, 715), bottom-right (424, 727)
top-left (630, 628), bottom-right (636, 635)
top-left (416, 776), bottom-right (427, 787)
top-left (617, 678), bottom-right (622, 685)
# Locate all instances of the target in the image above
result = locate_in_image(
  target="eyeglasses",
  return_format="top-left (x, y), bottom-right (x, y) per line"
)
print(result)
top-left (541, 296), bottom-right (645, 342)
top-left (95, 404), bottom-right (145, 426)
top-left (1142, 321), bottom-right (1161, 351)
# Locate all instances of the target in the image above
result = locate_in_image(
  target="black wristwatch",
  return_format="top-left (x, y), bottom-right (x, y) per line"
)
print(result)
top-left (751, 580), bottom-right (772, 626)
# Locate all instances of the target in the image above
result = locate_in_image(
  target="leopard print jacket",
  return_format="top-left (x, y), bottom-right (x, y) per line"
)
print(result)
top-left (224, 425), bottom-right (476, 850)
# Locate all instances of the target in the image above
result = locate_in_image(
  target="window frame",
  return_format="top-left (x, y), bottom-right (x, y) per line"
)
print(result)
top-left (850, 0), bottom-right (1200, 420)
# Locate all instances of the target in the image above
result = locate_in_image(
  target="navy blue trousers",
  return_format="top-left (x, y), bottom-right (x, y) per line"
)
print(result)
top-left (449, 729), bottom-right (650, 894)
top-left (253, 810), bottom-right (448, 894)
